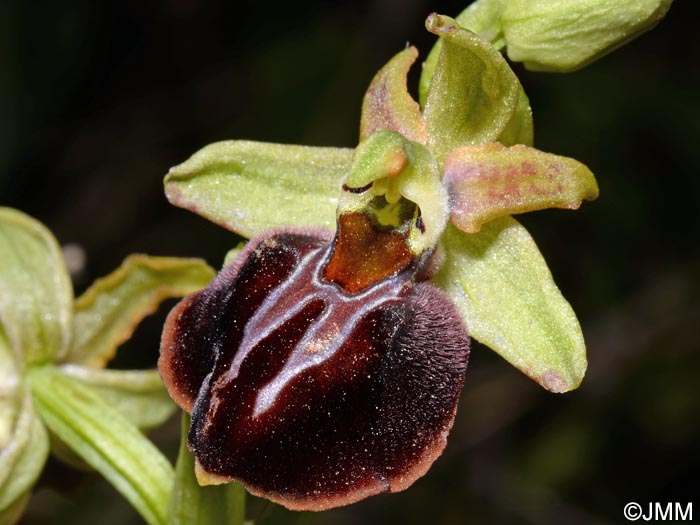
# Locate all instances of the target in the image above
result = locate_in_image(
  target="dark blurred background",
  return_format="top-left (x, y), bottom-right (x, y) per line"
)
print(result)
top-left (2, 0), bottom-right (698, 523)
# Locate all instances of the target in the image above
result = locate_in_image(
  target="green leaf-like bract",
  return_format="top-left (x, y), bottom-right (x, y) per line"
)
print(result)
top-left (434, 219), bottom-right (587, 392)
top-left (0, 207), bottom-right (73, 366)
top-left (165, 141), bottom-right (353, 238)
top-left (68, 255), bottom-right (215, 368)
top-left (28, 366), bottom-right (174, 525)
top-left (167, 414), bottom-right (245, 525)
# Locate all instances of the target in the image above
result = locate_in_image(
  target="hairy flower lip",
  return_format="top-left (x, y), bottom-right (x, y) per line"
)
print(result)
top-left (159, 227), bottom-right (334, 413)
top-left (193, 417), bottom-right (454, 512)
top-left (159, 226), bottom-right (469, 511)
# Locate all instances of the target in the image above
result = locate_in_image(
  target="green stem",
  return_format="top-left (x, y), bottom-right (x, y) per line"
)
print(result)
top-left (168, 413), bottom-right (246, 525)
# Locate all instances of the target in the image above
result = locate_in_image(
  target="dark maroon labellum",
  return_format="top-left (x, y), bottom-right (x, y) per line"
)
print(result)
top-left (159, 217), bottom-right (469, 511)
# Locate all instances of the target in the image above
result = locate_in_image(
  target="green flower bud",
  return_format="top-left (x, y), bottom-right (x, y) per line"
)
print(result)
top-left (501, 0), bottom-right (673, 71)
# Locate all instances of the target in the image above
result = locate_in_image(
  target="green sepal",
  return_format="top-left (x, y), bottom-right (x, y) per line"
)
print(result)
top-left (58, 365), bottom-right (176, 430)
top-left (165, 141), bottom-right (353, 238)
top-left (419, 0), bottom-right (507, 107)
top-left (501, 0), bottom-right (673, 72)
top-left (434, 219), bottom-right (587, 392)
top-left (444, 143), bottom-right (598, 233)
top-left (0, 384), bottom-right (49, 522)
top-left (167, 414), bottom-right (245, 525)
top-left (497, 85), bottom-right (534, 147)
top-left (28, 365), bottom-right (174, 525)
top-left (68, 255), bottom-right (215, 368)
top-left (422, 15), bottom-right (522, 161)
top-left (360, 46), bottom-right (428, 145)
top-left (0, 207), bottom-right (73, 366)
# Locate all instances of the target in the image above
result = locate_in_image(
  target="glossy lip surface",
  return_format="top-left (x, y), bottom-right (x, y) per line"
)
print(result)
top-left (159, 226), bottom-right (469, 511)
top-left (323, 211), bottom-right (414, 293)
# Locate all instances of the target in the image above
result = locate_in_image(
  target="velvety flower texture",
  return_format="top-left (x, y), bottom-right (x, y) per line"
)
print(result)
top-left (159, 214), bottom-right (470, 510)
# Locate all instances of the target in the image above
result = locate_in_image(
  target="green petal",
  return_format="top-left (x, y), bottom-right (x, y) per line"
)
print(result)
top-left (360, 46), bottom-right (428, 144)
top-left (501, 0), bottom-right (673, 72)
top-left (28, 365), bottom-right (174, 525)
top-left (0, 207), bottom-right (73, 366)
top-left (67, 255), bottom-right (215, 368)
top-left (445, 143), bottom-right (598, 233)
top-left (0, 384), bottom-right (49, 523)
top-left (422, 15), bottom-right (522, 161)
top-left (434, 219), bottom-right (587, 392)
top-left (419, 0), bottom-right (507, 107)
top-left (165, 141), bottom-right (353, 238)
top-left (59, 365), bottom-right (176, 430)
top-left (343, 130), bottom-right (409, 189)
top-left (167, 414), bottom-right (245, 525)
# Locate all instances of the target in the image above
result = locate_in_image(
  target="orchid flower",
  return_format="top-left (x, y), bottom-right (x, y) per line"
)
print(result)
top-left (158, 13), bottom-right (600, 511)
